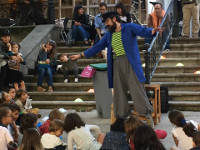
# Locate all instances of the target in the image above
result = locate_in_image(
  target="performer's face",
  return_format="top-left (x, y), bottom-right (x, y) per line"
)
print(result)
top-left (105, 18), bottom-right (117, 33)
top-left (1, 36), bottom-right (10, 44)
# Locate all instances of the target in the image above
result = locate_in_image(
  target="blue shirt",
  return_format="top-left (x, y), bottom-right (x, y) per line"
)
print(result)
top-left (84, 23), bottom-right (154, 88)
top-left (94, 13), bottom-right (108, 34)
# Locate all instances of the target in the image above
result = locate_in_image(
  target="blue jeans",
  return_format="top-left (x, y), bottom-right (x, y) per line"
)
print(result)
top-left (37, 67), bottom-right (55, 86)
top-left (72, 25), bottom-right (90, 42)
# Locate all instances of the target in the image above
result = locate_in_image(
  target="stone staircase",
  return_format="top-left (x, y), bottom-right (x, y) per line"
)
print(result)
top-left (25, 38), bottom-right (200, 111)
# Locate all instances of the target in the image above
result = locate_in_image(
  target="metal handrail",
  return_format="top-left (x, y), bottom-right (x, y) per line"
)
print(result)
top-left (145, 0), bottom-right (175, 84)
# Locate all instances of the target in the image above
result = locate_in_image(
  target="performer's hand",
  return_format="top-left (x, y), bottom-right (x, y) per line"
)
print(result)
top-left (152, 27), bottom-right (162, 35)
top-left (70, 54), bottom-right (81, 60)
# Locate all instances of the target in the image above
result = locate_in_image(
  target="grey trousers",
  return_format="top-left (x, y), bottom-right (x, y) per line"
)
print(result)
top-left (113, 55), bottom-right (153, 117)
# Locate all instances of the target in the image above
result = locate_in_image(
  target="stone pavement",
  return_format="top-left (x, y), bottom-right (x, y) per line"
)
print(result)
top-left (38, 109), bottom-right (200, 150)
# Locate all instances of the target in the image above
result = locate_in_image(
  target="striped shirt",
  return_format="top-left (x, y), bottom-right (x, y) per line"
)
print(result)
top-left (112, 31), bottom-right (125, 58)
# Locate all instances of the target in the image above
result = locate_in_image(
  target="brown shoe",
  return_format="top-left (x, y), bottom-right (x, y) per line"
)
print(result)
top-left (48, 86), bottom-right (53, 92)
top-left (37, 86), bottom-right (46, 92)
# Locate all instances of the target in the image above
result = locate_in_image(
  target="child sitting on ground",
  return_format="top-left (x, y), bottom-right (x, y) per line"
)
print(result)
top-left (39, 109), bottom-right (65, 135)
top-left (190, 131), bottom-right (200, 150)
top-left (6, 87), bottom-right (16, 104)
top-left (41, 119), bottom-right (66, 149)
top-left (64, 113), bottom-right (104, 150)
top-left (15, 89), bottom-right (39, 115)
top-left (168, 110), bottom-right (200, 150)
top-left (8, 43), bottom-right (26, 91)
top-left (1, 91), bottom-right (12, 103)
top-left (58, 53), bottom-right (79, 83)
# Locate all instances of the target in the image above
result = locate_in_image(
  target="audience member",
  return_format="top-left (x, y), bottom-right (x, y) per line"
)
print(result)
top-left (0, 29), bottom-right (13, 91)
top-left (134, 125), bottom-right (166, 150)
top-left (39, 109), bottom-right (65, 135)
top-left (190, 131), bottom-right (200, 150)
top-left (15, 89), bottom-right (39, 115)
top-left (100, 117), bottom-right (129, 150)
top-left (8, 43), bottom-right (26, 91)
top-left (181, 0), bottom-right (199, 38)
top-left (18, 113), bottom-right (38, 146)
top-left (115, 2), bottom-right (131, 23)
top-left (58, 53), bottom-right (79, 83)
top-left (0, 107), bottom-right (13, 128)
top-left (41, 119), bottom-right (66, 149)
top-left (64, 113), bottom-right (104, 150)
top-left (1, 91), bottom-right (12, 103)
top-left (145, 2), bottom-right (170, 50)
top-left (18, 128), bottom-right (44, 150)
top-left (37, 39), bottom-right (57, 92)
top-left (71, 5), bottom-right (91, 46)
top-left (6, 87), bottom-right (16, 104)
top-left (168, 110), bottom-right (200, 150)
top-left (94, 2), bottom-right (108, 45)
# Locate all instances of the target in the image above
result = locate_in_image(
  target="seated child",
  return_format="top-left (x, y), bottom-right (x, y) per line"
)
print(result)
top-left (6, 87), bottom-right (16, 104)
top-left (41, 119), bottom-right (66, 149)
top-left (58, 53), bottom-right (78, 83)
top-left (1, 91), bottom-right (12, 103)
top-left (39, 109), bottom-right (65, 135)
top-left (8, 43), bottom-right (26, 91)
top-left (190, 131), bottom-right (200, 150)
top-left (64, 113), bottom-right (104, 150)
top-left (15, 89), bottom-right (39, 115)
top-left (168, 110), bottom-right (200, 150)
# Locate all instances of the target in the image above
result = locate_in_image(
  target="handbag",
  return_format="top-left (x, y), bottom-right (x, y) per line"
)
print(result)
top-left (80, 65), bottom-right (96, 78)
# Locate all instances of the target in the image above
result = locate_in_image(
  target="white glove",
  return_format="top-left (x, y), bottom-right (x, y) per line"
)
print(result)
top-left (56, 65), bottom-right (62, 71)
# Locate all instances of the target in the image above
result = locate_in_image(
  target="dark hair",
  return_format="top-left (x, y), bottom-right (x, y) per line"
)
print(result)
top-left (58, 53), bottom-right (67, 60)
top-left (5, 87), bottom-right (15, 93)
top-left (16, 89), bottom-right (27, 99)
top-left (19, 128), bottom-right (43, 150)
top-left (124, 115), bottom-right (144, 142)
top-left (64, 113), bottom-right (85, 133)
top-left (110, 117), bottom-right (125, 132)
top-left (49, 119), bottom-right (64, 132)
top-left (11, 43), bottom-right (21, 50)
top-left (8, 104), bottom-right (20, 112)
top-left (19, 113), bottom-right (38, 134)
top-left (46, 39), bottom-right (57, 60)
top-left (1, 91), bottom-right (7, 102)
top-left (49, 109), bottom-right (65, 121)
top-left (155, 2), bottom-right (162, 7)
top-left (0, 107), bottom-right (10, 122)
top-left (168, 110), bottom-right (197, 137)
top-left (134, 125), bottom-right (166, 150)
top-left (73, 5), bottom-right (84, 20)
top-left (115, 2), bottom-right (127, 16)
top-left (99, 2), bottom-right (107, 9)
top-left (193, 131), bottom-right (200, 147)
top-left (0, 29), bottom-right (10, 37)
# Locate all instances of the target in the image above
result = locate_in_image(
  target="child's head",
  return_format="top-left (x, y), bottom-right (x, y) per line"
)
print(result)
top-left (1, 91), bottom-right (12, 103)
top-left (64, 113), bottom-right (85, 133)
top-left (19, 113), bottom-right (38, 134)
top-left (110, 117), bottom-right (126, 132)
top-left (124, 115), bottom-right (144, 142)
top-left (19, 128), bottom-right (43, 150)
top-left (6, 87), bottom-right (16, 99)
top-left (134, 125), bottom-right (166, 150)
top-left (49, 109), bottom-right (65, 121)
top-left (1, 29), bottom-right (10, 44)
top-left (8, 104), bottom-right (20, 121)
top-left (0, 107), bottom-right (13, 126)
top-left (193, 131), bottom-right (200, 147)
top-left (58, 53), bottom-right (68, 62)
top-left (12, 43), bottom-right (20, 53)
top-left (49, 119), bottom-right (64, 137)
top-left (168, 110), bottom-right (185, 127)
top-left (45, 39), bottom-right (56, 51)
top-left (16, 89), bottom-right (28, 102)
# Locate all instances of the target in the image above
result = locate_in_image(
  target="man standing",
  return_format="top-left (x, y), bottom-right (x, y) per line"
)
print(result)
top-left (71, 12), bottom-right (161, 127)
top-left (181, 0), bottom-right (199, 38)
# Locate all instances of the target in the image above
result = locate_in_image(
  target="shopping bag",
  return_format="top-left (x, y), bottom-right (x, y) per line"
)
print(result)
top-left (80, 65), bottom-right (96, 78)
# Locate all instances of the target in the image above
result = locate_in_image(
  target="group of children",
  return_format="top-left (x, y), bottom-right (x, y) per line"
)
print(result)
top-left (1, 104), bottom-right (200, 150)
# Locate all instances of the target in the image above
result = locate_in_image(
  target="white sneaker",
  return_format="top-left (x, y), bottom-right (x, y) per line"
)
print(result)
top-left (75, 78), bottom-right (78, 83)
top-left (64, 79), bottom-right (68, 83)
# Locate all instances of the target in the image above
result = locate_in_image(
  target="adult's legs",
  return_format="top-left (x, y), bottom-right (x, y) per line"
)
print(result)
top-left (182, 4), bottom-right (192, 37)
top-left (77, 26), bottom-right (90, 41)
top-left (46, 67), bottom-right (53, 87)
top-left (71, 25), bottom-right (78, 43)
top-left (0, 64), bottom-right (9, 91)
top-left (191, 3), bottom-right (199, 37)
top-left (37, 68), bottom-right (45, 86)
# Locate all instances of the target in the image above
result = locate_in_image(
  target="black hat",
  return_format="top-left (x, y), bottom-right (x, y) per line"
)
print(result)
top-left (102, 12), bottom-right (119, 22)
top-left (0, 29), bottom-right (10, 37)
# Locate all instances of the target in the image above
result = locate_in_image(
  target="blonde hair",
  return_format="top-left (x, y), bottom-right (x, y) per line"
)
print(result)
top-left (49, 109), bottom-right (65, 121)
top-left (49, 119), bottom-right (64, 132)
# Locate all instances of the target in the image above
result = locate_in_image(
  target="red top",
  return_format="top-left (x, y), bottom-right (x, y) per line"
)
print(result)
top-left (39, 119), bottom-right (50, 135)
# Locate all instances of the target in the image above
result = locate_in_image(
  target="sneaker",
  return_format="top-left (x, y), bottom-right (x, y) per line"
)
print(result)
top-left (75, 78), bottom-right (78, 83)
top-left (64, 79), bottom-right (68, 83)
top-left (165, 49), bottom-right (170, 51)
top-left (37, 86), bottom-right (46, 92)
top-left (145, 114), bottom-right (154, 128)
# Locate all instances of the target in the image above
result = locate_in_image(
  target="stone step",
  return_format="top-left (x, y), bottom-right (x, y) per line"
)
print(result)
top-left (170, 43), bottom-right (200, 51)
top-left (76, 59), bottom-right (106, 67)
top-left (169, 38), bottom-right (200, 44)
top-left (26, 82), bottom-right (93, 91)
top-left (28, 91), bottom-right (95, 101)
top-left (169, 91), bottom-right (200, 101)
top-left (154, 66), bottom-right (200, 73)
top-left (152, 82), bottom-right (200, 91)
top-left (169, 101), bottom-right (200, 111)
top-left (152, 73), bottom-right (200, 82)
top-left (57, 46), bottom-right (90, 53)
top-left (156, 58), bottom-right (200, 66)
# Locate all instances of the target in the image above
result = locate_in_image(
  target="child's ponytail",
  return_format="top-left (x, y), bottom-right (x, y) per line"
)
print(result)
top-left (182, 119), bottom-right (197, 137)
